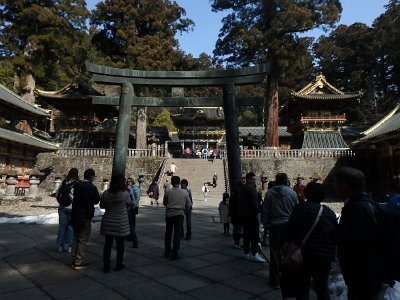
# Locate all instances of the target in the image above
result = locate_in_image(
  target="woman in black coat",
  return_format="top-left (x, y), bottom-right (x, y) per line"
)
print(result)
top-left (281, 182), bottom-right (338, 300)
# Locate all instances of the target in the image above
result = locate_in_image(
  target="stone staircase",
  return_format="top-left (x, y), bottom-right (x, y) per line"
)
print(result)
top-left (159, 158), bottom-right (226, 204)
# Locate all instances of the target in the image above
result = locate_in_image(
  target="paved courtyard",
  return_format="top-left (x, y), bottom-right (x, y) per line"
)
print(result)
top-left (0, 196), bottom-right (309, 300)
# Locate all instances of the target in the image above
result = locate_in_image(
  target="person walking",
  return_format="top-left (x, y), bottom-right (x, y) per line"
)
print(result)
top-left (70, 168), bottom-right (100, 270)
top-left (180, 179), bottom-right (193, 240)
top-left (281, 182), bottom-right (338, 299)
top-left (265, 173), bottom-right (298, 288)
top-left (163, 176), bottom-right (191, 260)
top-left (56, 168), bottom-right (79, 253)
top-left (213, 173), bottom-right (218, 188)
top-left (100, 174), bottom-right (131, 272)
top-left (219, 192), bottom-right (231, 236)
top-left (127, 177), bottom-right (140, 248)
top-left (147, 179), bottom-right (160, 206)
top-left (202, 183), bottom-right (209, 201)
top-left (331, 167), bottom-right (383, 299)
top-left (163, 179), bottom-right (172, 194)
top-left (169, 162), bottom-right (177, 176)
top-left (238, 172), bottom-right (265, 263)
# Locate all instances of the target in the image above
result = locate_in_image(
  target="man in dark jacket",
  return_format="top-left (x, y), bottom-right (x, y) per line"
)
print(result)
top-left (70, 168), bottom-right (100, 269)
top-left (238, 172), bottom-right (265, 263)
top-left (265, 173), bottom-right (298, 288)
top-left (333, 167), bottom-right (382, 299)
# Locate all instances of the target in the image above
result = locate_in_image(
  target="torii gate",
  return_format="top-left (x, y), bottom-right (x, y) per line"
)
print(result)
top-left (85, 62), bottom-right (270, 190)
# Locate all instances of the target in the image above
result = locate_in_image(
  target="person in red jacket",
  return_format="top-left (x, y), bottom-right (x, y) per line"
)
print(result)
top-left (293, 174), bottom-right (306, 203)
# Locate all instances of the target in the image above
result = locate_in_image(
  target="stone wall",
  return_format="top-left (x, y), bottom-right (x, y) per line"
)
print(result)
top-left (35, 153), bottom-right (164, 193)
top-left (241, 156), bottom-right (360, 196)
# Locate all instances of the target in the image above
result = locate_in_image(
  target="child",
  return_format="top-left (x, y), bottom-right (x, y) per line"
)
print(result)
top-left (218, 193), bottom-right (231, 236)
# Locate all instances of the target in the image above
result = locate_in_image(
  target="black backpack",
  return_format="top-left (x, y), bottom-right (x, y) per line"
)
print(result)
top-left (363, 200), bottom-right (400, 284)
top-left (56, 180), bottom-right (75, 207)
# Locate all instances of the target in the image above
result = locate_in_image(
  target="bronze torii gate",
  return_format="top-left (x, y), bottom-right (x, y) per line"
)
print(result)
top-left (85, 61), bottom-right (270, 189)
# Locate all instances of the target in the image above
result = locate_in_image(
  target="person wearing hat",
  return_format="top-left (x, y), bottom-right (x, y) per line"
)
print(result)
top-left (310, 172), bottom-right (323, 183)
top-left (293, 174), bottom-right (306, 203)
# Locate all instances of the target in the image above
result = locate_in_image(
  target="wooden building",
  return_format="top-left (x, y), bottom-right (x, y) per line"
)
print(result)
top-left (353, 104), bottom-right (400, 192)
top-left (0, 83), bottom-right (59, 173)
top-left (287, 74), bottom-right (363, 149)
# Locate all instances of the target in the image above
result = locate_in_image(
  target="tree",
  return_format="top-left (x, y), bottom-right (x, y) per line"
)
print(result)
top-left (313, 23), bottom-right (379, 124)
top-left (211, 0), bottom-right (341, 146)
top-left (0, 0), bottom-right (90, 90)
top-left (0, 59), bottom-right (16, 90)
top-left (372, 0), bottom-right (400, 113)
top-left (90, 0), bottom-right (194, 148)
top-left (238, 109), bottom-right (257, 126)
top-left (152, 108), bottom-right (177, 132)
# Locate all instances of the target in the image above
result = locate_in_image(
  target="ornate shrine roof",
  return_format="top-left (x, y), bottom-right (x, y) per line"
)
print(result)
top-left (302, 131), bottom-right (349, 149)
top-left (0, 83), bottom-right (50, 119)
top-left (0, 126), bottom-right (59, 151)
top-left (291, 74), bottom-right (363, 102)
top-left (356, 105), bottom-right (400, 143)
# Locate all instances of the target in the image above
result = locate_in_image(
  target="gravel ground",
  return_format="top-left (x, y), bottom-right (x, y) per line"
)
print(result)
top-left (0, 194), bottom-right (344, 218)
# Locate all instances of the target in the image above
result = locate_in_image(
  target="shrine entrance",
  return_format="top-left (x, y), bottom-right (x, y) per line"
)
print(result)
top-left (85, 62), bottom-right (270, 189)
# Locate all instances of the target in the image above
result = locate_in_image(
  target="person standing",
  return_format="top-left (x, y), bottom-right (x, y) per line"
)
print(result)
top-left (202, 183), bottom-right (209, 201)
top-left (56, 168), bottom-right (79, 253)
top-left (281, 182), bottom-right (337, 299)
top-left (265, 173), bottom-right (298, 288)
top-left (163, 176), bottom-right (191, 260)
top-left (100, 174), bottom-right (131, 272)
top-left (238, 172), bottom-right (265, 263)
top-left (163, 179), bottom-right (172, 194)
top-left (127, 177), bottom-right (140, 248)
top-left (332, 167), bottom-right (383, 299)
top-left (70, 168), bottom-right (100, 269)
top-left (147, 179), bottom-right (160, 206)
top-left (219, 192), bottom-right (231, 236)
top-left (229, 181), bottom-right (243, 249)
top-left (180, 179), bottom-right (193, 240)
top-left (293, 174), bottom-right (306, 203)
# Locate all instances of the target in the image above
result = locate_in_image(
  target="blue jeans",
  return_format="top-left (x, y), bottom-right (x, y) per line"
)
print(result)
top-left (127, 208), bottom-right (138, 246)
top-left (182, 208), bottom-right (192, 239)
top-left (165, 214), bottom-right (184, 255)
top-left (57, 207), bottom-right (73, 247)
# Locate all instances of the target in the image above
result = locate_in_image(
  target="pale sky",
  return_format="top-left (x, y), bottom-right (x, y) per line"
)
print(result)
top-left (86, 0), bottom-right (389, 58)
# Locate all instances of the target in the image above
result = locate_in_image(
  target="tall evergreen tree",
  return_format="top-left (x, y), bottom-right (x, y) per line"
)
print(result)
top-left (313, 23), bottom-right (379, 124)
top-left (211, 0), bottom-right (341, 146)
top-left (90, 0), bottom-right (194, 148)
top-left (0, 0), bottom-right (90, 90)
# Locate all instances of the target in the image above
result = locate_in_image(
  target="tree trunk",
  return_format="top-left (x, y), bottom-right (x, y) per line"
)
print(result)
top-left (264, 71), bottom-right (279, 147)
top-left (136, 107), bottom-right (147, 149)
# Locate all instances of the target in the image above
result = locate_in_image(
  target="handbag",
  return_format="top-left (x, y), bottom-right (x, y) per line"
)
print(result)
top-left (281, 205), bottom-right (324, 271)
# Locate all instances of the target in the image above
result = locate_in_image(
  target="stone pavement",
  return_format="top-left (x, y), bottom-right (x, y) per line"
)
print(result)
top-left (0, 196), bottom-right (310, 300)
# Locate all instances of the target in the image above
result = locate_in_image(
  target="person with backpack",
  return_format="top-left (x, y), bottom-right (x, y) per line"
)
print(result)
top-left (70, 168), bottom-right (100, 270)
top-left (147, 179), bottom-right (160, 206)
top-left (127, 177), bottom-right (140, 248)
top-left (56, 168), bottom-right (79, 253)
top-left (332, 167), bottom-right (383, 300)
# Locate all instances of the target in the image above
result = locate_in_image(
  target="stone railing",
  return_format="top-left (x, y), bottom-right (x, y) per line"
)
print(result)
top-left (240, 148), bottom-right (355, 158)
top-left (55, 146), bottom-right (166, 157)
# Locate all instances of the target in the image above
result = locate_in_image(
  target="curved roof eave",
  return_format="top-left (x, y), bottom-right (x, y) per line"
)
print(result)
top-left (0, 127), bottom-right (59, 151)
top-left (0, 83), bottom-right (50, 117)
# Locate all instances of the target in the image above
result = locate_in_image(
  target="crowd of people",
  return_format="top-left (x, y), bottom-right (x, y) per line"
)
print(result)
top-left (56, 165), bottom-right (399, 299)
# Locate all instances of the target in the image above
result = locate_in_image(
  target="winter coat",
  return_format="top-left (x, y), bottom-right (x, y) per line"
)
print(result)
top-left (71, 179), bottom-right (100, 228)
top-left (147, 183), bottom-right (159, 200)
top-left (286, 201), bottom-right (337, 260)
top-left (219, 201), bottom-right (231, 223)
top-left (265, 185), bottom-right (298, 225)
top-left (238, 183), bottom-right (259, 220)
top-left (100, 190), bottom-right (131, 237)
top-left (163, 186), bottom-right (191, 218)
